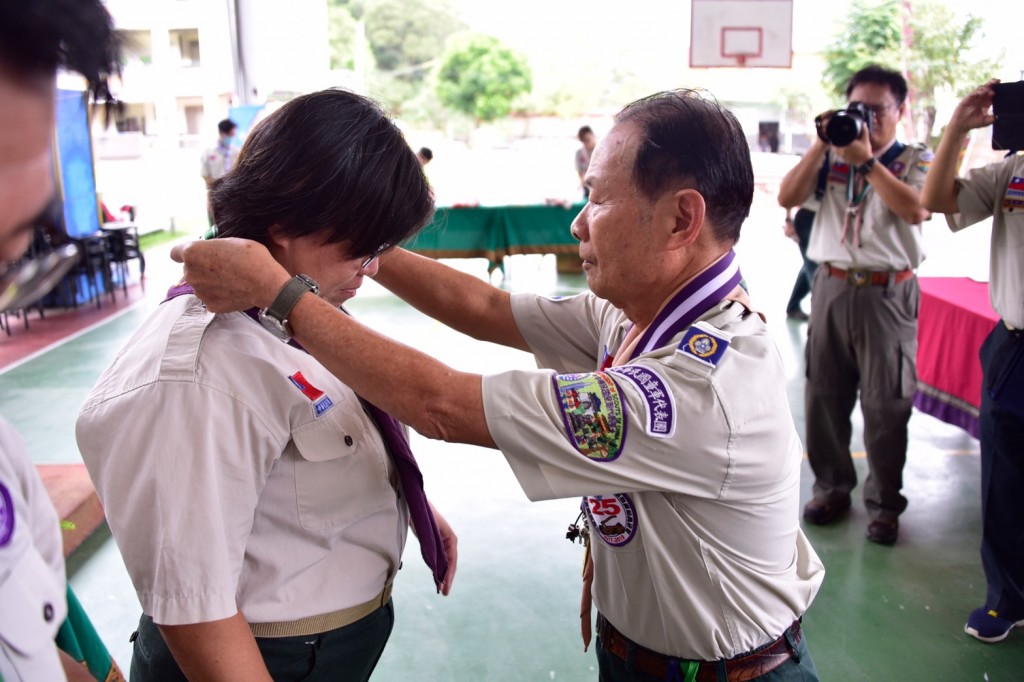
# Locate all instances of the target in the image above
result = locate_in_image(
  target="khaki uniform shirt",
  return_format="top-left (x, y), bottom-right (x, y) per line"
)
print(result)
top-left (808, 143), bottom-right (932, 269)
top-left (0, 419), bottom-right (67, 680)
top-left (482, 292), bottom-right (824, 660)
top-left (200, 142), bottom-right (239, 182)
top-left (77, 296), bottom-right (408, 626)
top-left (947, 154), bottom-right (1024, 329)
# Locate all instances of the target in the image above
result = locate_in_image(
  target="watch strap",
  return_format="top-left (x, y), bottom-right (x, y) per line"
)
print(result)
top-left (856, 157), bottom-right (877, 175)
top-left (265, 274), bottom-right (319, 323)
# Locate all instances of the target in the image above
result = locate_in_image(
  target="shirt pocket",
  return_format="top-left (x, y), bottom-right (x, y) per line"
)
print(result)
top-left (290, 406), bottom-right (396, 532)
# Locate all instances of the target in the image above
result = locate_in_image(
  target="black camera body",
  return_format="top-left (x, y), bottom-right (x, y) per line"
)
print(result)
top-left (992, 81), bottom-right (1024, 151)
top-left (816, 102), bottom-right (875, 147)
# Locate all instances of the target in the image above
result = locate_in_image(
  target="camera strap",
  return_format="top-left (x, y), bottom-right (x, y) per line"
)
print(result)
top-left (841, 174), bottom-right (869, 248)
top-left (840, 142), bottom-right (906, 247)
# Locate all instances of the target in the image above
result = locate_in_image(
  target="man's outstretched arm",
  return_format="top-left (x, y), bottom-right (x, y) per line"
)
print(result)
top-left (172, 239), bottom-right (496, 448)
top-left (374, 248), bottom-right (528, 351)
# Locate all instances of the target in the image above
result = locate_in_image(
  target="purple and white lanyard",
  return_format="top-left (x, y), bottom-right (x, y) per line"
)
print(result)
top-left (614, 249), bottom-right (743, 365)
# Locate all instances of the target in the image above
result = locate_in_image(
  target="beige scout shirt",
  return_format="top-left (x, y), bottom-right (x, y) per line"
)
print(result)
top-left (0, 419), bottom-right (67, 680)
top-left (77, 296), bottom-right (408, 626)
top-left (200, 142), bottom-right (239, 183)
top-left (482, 292), bottom-right (824, 661)
top-left (808, 143), bottom-right (932, 270)
top-left (947, 154), bottom-right (1024, 329)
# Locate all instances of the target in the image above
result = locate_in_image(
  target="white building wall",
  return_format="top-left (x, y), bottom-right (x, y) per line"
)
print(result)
top-left (235, 0), bottom-right (331, 103)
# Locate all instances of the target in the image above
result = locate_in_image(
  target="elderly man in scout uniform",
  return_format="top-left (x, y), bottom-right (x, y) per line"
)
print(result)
top-left (778, 64), bottom-right (933, 545)
top-left (922, 79), bottom-right (1024, 644)
top-left (173, 89), bottom-right (825, 681)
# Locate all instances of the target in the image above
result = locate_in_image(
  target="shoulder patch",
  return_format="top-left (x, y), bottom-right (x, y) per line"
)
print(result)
top-left (553, 372), bottom-right (627, 461)
top-left (0, 482), bottom-right (14, 547)
top-left (677, 322), bottom-right (730, 368)
top-left (608, 365), bottom-right (675, 438)
top-left (914, 147), bottom-right (935, 173)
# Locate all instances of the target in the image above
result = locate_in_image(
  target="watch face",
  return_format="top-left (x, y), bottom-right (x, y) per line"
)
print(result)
top-left (295, 274), bottom-right (320, 296)
top-left (258, 308), bottom-right (292, 340)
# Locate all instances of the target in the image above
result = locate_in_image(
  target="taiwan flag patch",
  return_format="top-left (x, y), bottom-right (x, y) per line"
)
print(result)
top-left (1004, 176), bottom-right (1024, 212)
top-left (289, 371), bottom-right (335, 418)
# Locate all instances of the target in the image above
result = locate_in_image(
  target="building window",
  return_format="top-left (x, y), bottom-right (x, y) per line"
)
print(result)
top-left (117, 29), bottom-right (153, 67)
top-left (170, 28), bottom-right (201, 67)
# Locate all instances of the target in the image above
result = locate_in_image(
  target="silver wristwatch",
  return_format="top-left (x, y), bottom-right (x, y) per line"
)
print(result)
top-left (257, 274), bottom-right (320, 341)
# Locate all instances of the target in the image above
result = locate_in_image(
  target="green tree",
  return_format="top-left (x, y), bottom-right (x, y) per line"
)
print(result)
top-left (822, 0), bottom-right (903, 97)
top-left (363, 0), bottom-right (464, 78)
top-left (326, 0), bottom-right (463, 118)
top-left (435, 33), bottom-right (532, 124)
top-left (327, 0), bottom-right (360, 70)
top-left (906, 2), bottom-right (995, 143)
top-left (822, 0), bottom-right (998, 143)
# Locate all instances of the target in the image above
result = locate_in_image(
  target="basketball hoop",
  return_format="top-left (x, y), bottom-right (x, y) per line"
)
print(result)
top-left (689, 0), bottom-right (793, 69)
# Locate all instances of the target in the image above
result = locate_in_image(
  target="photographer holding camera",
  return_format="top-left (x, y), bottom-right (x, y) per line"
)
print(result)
top-left (778, 64), bottom-right (932, 546)
top-left (921, 79), bottom-right (1024, 643)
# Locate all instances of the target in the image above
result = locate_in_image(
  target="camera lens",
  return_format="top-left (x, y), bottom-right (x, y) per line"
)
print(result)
top-left (826, 113), bottom-right (862, 147)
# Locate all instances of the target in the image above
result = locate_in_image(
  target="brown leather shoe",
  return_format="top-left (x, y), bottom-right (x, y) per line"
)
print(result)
top-left (802, 497), bottom-right (851, 525)
top-left (867, 520), bottom-right (899, 545)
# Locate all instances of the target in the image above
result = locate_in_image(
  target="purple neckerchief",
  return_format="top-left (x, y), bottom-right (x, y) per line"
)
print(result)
top-left (164, 283), bottom-right (450, 590)
top-left (624, 250), bottom-right (742, 362)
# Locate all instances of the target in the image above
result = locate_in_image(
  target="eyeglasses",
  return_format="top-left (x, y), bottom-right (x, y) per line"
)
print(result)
top-left (855, 101), bottom-right (900, 118)
top-left (358, 242), bottom-right (391, 269)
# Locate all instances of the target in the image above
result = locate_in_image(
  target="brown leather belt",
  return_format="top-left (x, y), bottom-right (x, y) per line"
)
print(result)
top-left (597, 614), bottom-right (801, 682)
top-left (827, 264), bottom-right (914, 287)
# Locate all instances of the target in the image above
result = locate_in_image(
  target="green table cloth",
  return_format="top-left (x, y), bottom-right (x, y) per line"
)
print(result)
top-left (404, 203), bottom-right (585, 271)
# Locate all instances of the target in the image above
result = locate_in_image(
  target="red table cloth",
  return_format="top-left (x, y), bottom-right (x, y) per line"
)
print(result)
top-left (914, 277), bottom-right (999, 438)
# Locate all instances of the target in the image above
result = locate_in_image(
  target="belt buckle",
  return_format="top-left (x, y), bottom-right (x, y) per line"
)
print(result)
top-left (847, 269), bottom-right (870, 287)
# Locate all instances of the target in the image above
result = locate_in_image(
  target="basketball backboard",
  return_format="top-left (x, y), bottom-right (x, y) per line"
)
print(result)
top-left (690, 0), bottom-right (793, 68)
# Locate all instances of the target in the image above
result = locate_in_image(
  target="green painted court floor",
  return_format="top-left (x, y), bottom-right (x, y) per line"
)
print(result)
top-left (2, 193), bottom-right (1021, 680)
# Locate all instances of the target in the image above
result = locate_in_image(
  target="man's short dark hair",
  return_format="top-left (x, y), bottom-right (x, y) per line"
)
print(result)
top-left (418, 147), bottom-right (433, 162)
top-left (614, 89), bottom-right (753, 244)
top-left (0, 0), bottom-right (119, 105)
top-left (578, 125), bottom-right (594, 141)
top-left (845, 64), bottom-right (908, 106)
top-left (218, 119), bottom-right (238, 135)
top-left (212, 89), bottom-right (434, 259)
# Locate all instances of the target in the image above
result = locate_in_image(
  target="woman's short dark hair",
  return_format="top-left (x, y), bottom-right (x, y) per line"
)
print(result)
top-left (614, 89), bottom-right (753, 245)
top-left (211, 89), bottom-right (434, 258)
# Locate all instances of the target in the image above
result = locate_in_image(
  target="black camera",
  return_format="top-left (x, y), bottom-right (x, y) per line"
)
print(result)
top-left (815, 102), bottom-right (875, 147)
top-left (992, 81), bottom-right (1024, 151)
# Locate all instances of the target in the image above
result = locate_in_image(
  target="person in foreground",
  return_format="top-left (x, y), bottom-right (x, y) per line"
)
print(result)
top-left (778, 64), bottom-right (933, 545)
top-left (0, 1), bottom-right (123, 680)
top-left (921, 79), bottom-right (1024, 644)
top-left (174, 89), bottom-right (824, 681)
top-left (76, 89), bottom-right (456, 682)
